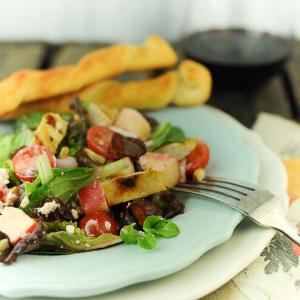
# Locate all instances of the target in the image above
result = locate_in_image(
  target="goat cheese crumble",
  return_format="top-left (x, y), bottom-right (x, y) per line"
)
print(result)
top-left (37, 201), bottom-right (60, 217)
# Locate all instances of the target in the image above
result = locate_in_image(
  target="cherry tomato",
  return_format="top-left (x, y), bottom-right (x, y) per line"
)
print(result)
top-left (0, 187), bottom-right (7, 202)
top-left (80, 211), bottom-right (119, 237)
top-left (12, 145), bottom-right (55, 182)
top-left (87, 126), bottom-right (116, 160)
top-left (78, 180), bottom-right (108, 214)
top-left (186, 141), bottom-right (210, 175)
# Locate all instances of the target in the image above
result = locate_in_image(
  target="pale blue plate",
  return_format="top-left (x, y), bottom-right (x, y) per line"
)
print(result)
top-left (0, 106), bottom-right (259, 298)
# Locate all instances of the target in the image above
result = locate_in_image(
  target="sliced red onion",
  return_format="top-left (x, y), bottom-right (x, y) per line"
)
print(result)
top-left (56, 157), bottom-right (78, 168)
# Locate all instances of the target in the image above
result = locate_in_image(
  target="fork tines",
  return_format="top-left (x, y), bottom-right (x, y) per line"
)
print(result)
top-left (176, 176), bottom-right (257, 201)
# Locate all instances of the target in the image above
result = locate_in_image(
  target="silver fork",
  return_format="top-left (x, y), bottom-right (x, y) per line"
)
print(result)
top-left (171, 176), bottom-right (300, 246)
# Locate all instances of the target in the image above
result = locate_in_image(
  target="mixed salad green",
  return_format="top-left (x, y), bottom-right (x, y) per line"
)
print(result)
top-left (0, 98), bottom-right (210, 264)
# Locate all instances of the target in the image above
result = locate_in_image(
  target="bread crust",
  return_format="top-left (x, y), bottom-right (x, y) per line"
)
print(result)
top-left (1, 60), bottom-right (212, 119)
top-left (0, 35), bottom-right (177, 115)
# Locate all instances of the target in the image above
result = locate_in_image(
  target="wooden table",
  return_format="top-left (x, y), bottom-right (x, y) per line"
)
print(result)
top-left (0, 39), bottom-right (299, 127)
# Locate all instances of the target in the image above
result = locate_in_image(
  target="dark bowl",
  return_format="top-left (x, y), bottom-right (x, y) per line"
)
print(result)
top-left (184, 29), bottom-right (292, 91)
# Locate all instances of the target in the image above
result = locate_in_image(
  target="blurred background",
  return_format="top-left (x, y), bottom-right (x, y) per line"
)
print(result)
top-left (0, 0), bottom-right (299, 126)
top-left (0, 0), bottom-right (298, 42)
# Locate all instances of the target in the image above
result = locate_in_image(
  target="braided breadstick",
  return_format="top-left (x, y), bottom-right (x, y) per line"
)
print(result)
top-left (0, 35), bottom-right (177, 115)
top-left (0, 60), bottom-right (212, 119)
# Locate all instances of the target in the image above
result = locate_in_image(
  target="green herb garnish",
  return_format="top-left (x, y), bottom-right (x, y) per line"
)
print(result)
top-left (136, 231), bottom-right (157, 250)
top-left (120, 216), bottom-right (180, 250)
top-left (120, 224), bottom-right (139, 244)
top-left (143, 215), bottom-right (180, 238)
top-left (148, 123), bottom-right (187, 151)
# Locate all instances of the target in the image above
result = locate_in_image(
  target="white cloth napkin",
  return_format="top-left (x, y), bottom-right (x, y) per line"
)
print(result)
top-left (204, 112), bottom-right (300, 300)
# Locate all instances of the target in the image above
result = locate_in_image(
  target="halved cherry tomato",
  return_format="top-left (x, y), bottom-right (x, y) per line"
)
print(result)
top-left (87, 126), bottom-right (115, 160)
top-left (186, 140), bottom-right (210, 175)
top-left (12, 145), bottom-right (56, 182)
top-left (78, 180), bottom-right (108, 214)
top-left (0, 187), bottom-right (8, 202)
top-left (79, 211), bottom-right (119, 237)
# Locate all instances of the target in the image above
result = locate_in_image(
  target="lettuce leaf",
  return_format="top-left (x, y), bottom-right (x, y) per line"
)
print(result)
top-left (23, 168), bottom-right (94, 212)
top-left (43, 220), bottom-right (77, 233)
top-left (0, 159), bottom-right (20, 186)
top-left (14, 112), bottom-right (71, 133)
top-left (14, 112), bottom-right (45, 133)
top-left (0, 129), bottom-right (33, 166)
top-left (40, 229), bottom-right (121, 252)
top-left (24, 177), bottom-right (42, 197)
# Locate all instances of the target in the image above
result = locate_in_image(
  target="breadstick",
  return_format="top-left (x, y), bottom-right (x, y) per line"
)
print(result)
top-left (0, 60), bottom-right (212, 119)
top-left (0, 35), bottom-right (177, 115)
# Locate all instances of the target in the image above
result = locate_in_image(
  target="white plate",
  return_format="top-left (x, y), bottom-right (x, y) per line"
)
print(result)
top-left (84, 106), bottom-right (288, 300)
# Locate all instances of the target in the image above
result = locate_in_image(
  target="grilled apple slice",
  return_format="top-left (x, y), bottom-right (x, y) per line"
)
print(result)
top-left (102, 169), bottom-right (166, 206)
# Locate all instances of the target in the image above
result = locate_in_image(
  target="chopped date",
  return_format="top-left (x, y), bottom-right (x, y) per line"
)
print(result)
top-left (111, 134), bottom-right (146, 161)
top-left (130, 199), bottom-right (162, 226)
top-left (30, 197), bottom-right (75, 221)
top-left (112, 202), bottom-right (138, 228)
top-left (60, 97), bottom-right (88, 154)
top-left (112, 191), bottom-right (185, 228)
top-left (148, 191), bottom-right (185, 219)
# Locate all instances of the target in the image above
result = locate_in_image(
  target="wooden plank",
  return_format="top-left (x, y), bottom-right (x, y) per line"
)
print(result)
top-left (254, 76), bottom-right (291, 120)
top-left (0, 43), bottom-right (46, 80)
top-left (285, 41), bottom-right (300, 109)
top-left (51, 44), bottom-right (104, 66)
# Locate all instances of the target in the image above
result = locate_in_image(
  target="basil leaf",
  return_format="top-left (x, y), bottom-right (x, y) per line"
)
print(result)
top-left (40, 229), bottom-right (121, 252)
top-left (120, 224), bottom-right (138, 244)
top-left (153, 221), bottom-right (180, 238)
top-left (120, 224), bottom-right (157, 249)
top-left (24, 168), bottom-right (94, 212)
top-left (137, 231), bottom-right (156, 250)
top-left (143, 215), bottom-right (180, 238)
top-left (148, 123), bottom-right (187, 151)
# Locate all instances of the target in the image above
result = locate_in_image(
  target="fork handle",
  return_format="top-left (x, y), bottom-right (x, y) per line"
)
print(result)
top-left (275, 220), bottom-right (300, 246)
top-left (257, 215), bottom-right (300, 246)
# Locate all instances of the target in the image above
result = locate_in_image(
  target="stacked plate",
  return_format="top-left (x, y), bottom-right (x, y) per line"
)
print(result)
top-left (0, 106), bottom-right (288, 299)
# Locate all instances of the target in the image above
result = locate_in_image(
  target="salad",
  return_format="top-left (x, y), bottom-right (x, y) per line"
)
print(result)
top-left (0, 98), bottom-right (210, 265)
